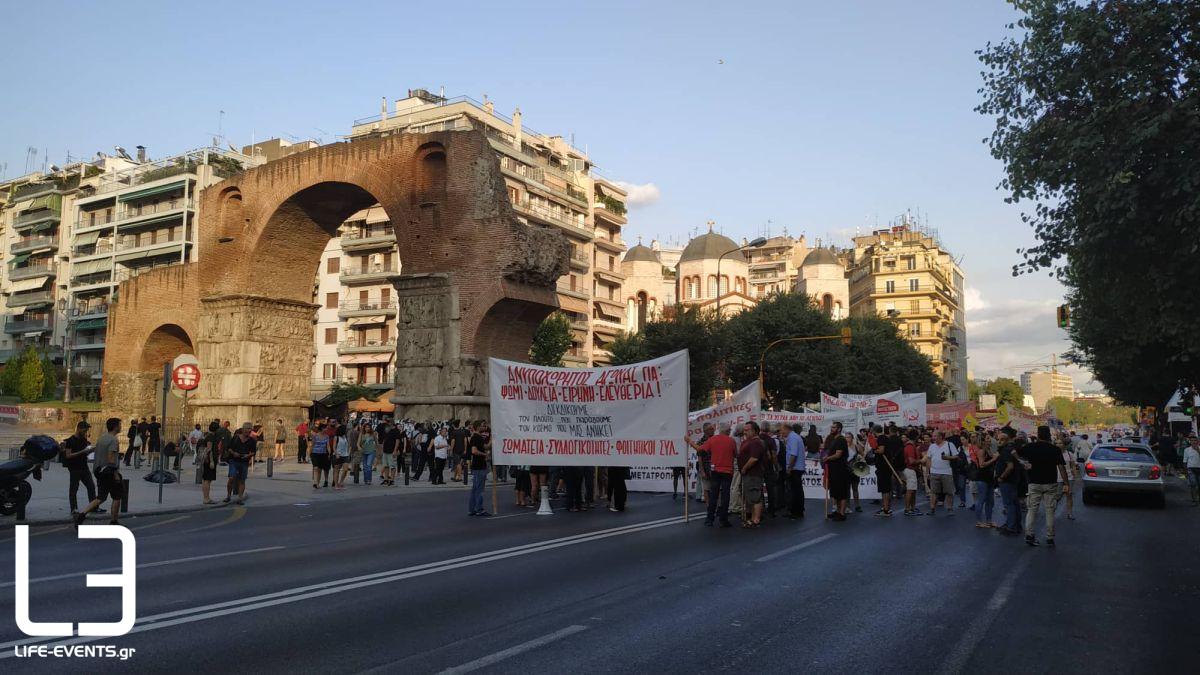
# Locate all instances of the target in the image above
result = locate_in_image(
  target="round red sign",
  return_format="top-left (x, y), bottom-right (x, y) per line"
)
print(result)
top-left (172, 363), bottom-right (201, 391)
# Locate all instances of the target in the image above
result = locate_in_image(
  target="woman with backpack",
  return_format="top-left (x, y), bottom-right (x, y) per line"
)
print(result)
top-left (969, 432), bottom-right (997, 528)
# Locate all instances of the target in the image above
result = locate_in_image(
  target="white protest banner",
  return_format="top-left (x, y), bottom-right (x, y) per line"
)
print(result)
top-left (826, 391), bottom-right (927, 427)
top-left (627, 381), bottom-right (760, 492)
top-left (489, 351), bottom-right (689, 467)
top-left (758, 408), bottom-right (861, 437)
top-left (801, 459), bottom-right (881, 500)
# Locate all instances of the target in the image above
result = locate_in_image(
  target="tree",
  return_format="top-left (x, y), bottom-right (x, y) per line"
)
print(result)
top-left (528, 313), bottom-right (572, 367)
top-left (323, 382), bottom-right (378, 407)
top-left (1045, 396), bottom-right (1075, 422)
top-left (983, 377), bottom-right (1024, 408)
top-left (0, 348), bottom-right (27, 398)
top-left (40, 354), bottom-right (56, 400)
top-left (18, 351), bottom-right (45, 403)
top-left (611, 306), bottom-right (725, 409)
top-left (977, 1), bottom-right (1200, 405)
top-left (968, 379), bottom-right (983, 403)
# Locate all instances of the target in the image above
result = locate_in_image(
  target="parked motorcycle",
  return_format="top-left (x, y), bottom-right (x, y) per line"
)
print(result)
top-left (0, 435), bottom-right (59, 516)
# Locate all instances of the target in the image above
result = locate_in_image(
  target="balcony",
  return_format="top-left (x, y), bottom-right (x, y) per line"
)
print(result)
top-left (555, 285), bottom-right (589, 301)
top-left (10, 182), bottom-right (60, 202)
top-left (71, 303), bottom-right (111, 320)
top-left (593, 195), bottom-right (627, 225)
top-left (11, 236), bottom-right (58, 255)
top-left (592, 318), bottom-right (624, 337)
top-left (70, 273), bottom-right (115, 293)
top-left (73, 213), bottom-right (116, 234)
top-left (750, 270), bottom-right (782, 281)
top-left (340, 264), bottom-right (398, 284)
top-left (3, 318), bottom-right (52, 334)
top-left (114, 199), bottom-right (193, 230)
top-left (8, 264), bottom-right (56, 281)
top-left (336, 338), bottom-right (397, 355)
top-left (594, 267), bottom-right (624, 285)
top-left (113, 238), bottom-right (188, 264)
top-left (338, 300), bottom-right (398, 319)
top-left (511, 197), bottom-right (591, 240)
top-left (7, 291), bottom-right (55, 309)
top-left (569, 249), bottom-right (590, 271)
top-left (341, 229), bottom-right (396, 251)
top-left (593, 236), bottom-right (624, 253)
top-left (71, 338), bottom-right (107, 351)
top-left (593, 295), bottom-right (624, 311)
top-left (14, 208), bottom-right (60, 229)
top-left (73, 242), bottom-right (115, 259)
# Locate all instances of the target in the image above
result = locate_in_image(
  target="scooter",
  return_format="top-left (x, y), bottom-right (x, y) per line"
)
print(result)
top-left (0, 435), bottom-right (60, 517)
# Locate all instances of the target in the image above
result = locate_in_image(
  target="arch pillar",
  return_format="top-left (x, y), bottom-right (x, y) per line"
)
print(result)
top-left (188, 294), bottom-right (316, 427)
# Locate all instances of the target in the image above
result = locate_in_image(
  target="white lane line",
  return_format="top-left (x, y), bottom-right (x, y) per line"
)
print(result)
top-left (486, 511), bottom-right (537, 520)
top-left (936, 551), bottom-right (1033, 675)
top-left (0, 515), bottom-right (696, 655)
top-left (755, 533), bottom-right (838, 562)
top-left (436, 625), bottom-right (588, 675)
top-left (0, 545), bottom-right (286, 589)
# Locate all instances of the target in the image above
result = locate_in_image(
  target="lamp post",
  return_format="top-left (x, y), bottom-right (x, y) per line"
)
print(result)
top-left (715, 236), bottom-right (767, 317)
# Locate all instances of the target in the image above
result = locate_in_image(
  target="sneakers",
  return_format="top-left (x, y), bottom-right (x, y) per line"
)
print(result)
top-left (1025, 535), bottom-right (1040, 547)
top-left (1045, 538), bottom-right (1056, 548)
top-left (880, 509), bottom-right (893, 517)
top-left (854, 506), bottom-right (863, 513)
top-left (874, 509), bottom-right (887, 516)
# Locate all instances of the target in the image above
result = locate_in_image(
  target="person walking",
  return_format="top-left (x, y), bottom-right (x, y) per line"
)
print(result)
top-left (823, 422), bottom-right (850, 521)
top-left (1021, 426), bottom-right (1070, 547)
top-left (200, 421), bottom-right (220, 504)
top-left (926, 430), bottom-right (958, 515)
top-left (61, 421), bottom-right (96, 517)
top-left (74, 418), bottom-right (125, 526)
top-left (783, 423), bottom-right (807, 519)
top-left (124, 418), bottom-right (139, 466)
top-left (1058, 432), bottom-right (1079, 520)
top-left (467, 422), bottom-right (490, 516)
top-left (1184, 435), bottom-right (1200, 505)
top-left (360, 424), bottom-right (379, 485)
top-left (333, 425), bottom-right (351, 490)
top-left (689, 425), bottom-right (736, 527)
top-left (431, 426), bottom-right (449, 485)
top-left (273, 418), bottom-right (287, 463)
top-left (994, 430), bottom-right (1021, 535)
top-left (309, 422), bottom-right (331, 488)
top-left (607, 466), bottom-right (628, 512)
top-left (224, 424), bottom-right (254, 505)
top-left (411, 424), bottom-right (429, 481)
top-left (379, 421), bottom-right (397, 486)
top-left (970, 432), bottom-right (998, 528)
top-left (147, 415), bottom-right (162, 468)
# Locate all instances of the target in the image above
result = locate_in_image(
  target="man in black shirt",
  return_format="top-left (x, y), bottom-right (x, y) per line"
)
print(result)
top-left (467, 422), bottom-right (490, 517)
top-left (1017, 425), bottom-right (1069, 547)
top-left (61, 421), bottom-right (96, 515)
top-left (379, 422), bottom-right (398, 486)
top-left (148, 415), bottom-right (163, 466)
top-left (224, 424), bottom-right (254, 505)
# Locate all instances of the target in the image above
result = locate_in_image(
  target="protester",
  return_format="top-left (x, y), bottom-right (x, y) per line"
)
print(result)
top-left (1020, 425), bottom-right (1070, 547)
top-left (608, 466), bottom-right (628, 512)
top-left (467, 421), bottom-right (490, 516)
top-left (969, 432), bottom-right (997, 528)
top-left (927, 430), bottom-right (957, 515)
top-left (514, 464), bottom-right (531, 507)
top-left (823, 421), bottom-right (850, 521)
top-left (902, 430), bottom-right (923, 516)
top-left (333, 424), bottom-right (351, 490)
top-left (61, 421), bottom-right (95, 516)
top-left (689, 424), bottom-right (735, 527)
top-left (75, 418), bottom-right (124, 526)
top-left (310, 422), bottom-right (331, 488)
top-left (431, 426), bottom-right (449, 485)
top-left (783, 423), bottom-right (806, 518)
top-left (360, 423), bottom-right (379, 485)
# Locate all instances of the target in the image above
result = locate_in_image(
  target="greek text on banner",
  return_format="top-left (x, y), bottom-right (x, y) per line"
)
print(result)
top-left (489, 351), bottom-right (689, 466)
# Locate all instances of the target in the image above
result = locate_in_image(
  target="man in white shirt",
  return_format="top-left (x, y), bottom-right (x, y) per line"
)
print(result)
top-left (926, 430), bottom-right (957, 515)
top-left (1184, 435), bottom-right (1200, 505)
top-left (1071, 432), bottom-right (1093, 462)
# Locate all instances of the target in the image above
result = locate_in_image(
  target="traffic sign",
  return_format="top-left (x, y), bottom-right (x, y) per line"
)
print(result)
top-left (172, 363), bottom-right (201, 391)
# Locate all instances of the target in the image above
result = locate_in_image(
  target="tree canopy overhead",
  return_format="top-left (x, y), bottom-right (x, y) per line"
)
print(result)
top-left (977, 0), bottom-right (1200, 405)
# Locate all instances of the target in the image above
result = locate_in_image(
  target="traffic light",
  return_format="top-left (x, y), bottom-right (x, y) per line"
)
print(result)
top-left (841, 327), bottom-right (852, 346)
top-left (1056, 304), bottom-right (1070, 328)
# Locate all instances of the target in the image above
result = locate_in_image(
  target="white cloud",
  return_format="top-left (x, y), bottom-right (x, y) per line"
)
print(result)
top-left (963, 286), bottom-right (986, 312)
top-left (613, 181), bottom-right (660, 208)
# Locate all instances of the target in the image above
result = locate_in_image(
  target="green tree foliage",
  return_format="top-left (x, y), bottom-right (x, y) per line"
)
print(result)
top-left (0, 349), bottom-right (25, 397)
top-left (609, 306), bottom-right (725, 409)
top-left (983, 377), bottom-right (1025, 409)
top-left (977, 0), bottom-right (1200, 405)
top-left (968, 379), bottom-right (982, 403)
top-left (18, 351), bottom-right (45, 403)
top-left (323, 382), bottom-right (378, 407)
top-left (1044, 395), bottom-right (1137, 426)
top-left (1046, 396), bottom-right (1074, 422)
top-left (40, 354), bottom-right (56, 399)
top-left (528, 313), bottom-right (572, 367)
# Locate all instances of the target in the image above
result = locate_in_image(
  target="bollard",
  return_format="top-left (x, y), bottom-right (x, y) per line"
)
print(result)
top-left (536, 486), bottom-right (554, 515)
top-left (403, 459), bottom-right (410, 486)
top-left (267, 456), bottom-right (274, 478)
top-left (352, 460), bottom-right (360, 484)
top-left (121, 479), bottom-right (130, 513)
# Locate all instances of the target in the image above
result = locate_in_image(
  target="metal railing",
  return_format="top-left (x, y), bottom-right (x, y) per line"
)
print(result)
top-left (3, 318), bottom-right (52, 333)
top-left (114, 236), bottom-right (187, 253)
top-left (75, 212), bottom-right (114, 230)
top-left (340, 264), bottom-right (398, 280)
top-left (116, 198), bottom-right (193, 224)
top-left (72, 303), bottom-right (111, 318)
top-left (342, 229), bottom-right (395, 241)
top-left (512, 197), bottom-right (588, 232)
top-left (338, 300), bottom-right (398, 313)
top-left (9, 265), bottom-right (56, 281)
top-left (14, 209), bottom-right (60, 227)
top-left (70, 272), bottom-right (114, 289)
top-left (11, 236), bottom-right (58, 253)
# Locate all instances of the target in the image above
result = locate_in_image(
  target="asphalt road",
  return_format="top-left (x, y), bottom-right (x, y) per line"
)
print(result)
top-left (0, 478), bottom-right (1196, 674)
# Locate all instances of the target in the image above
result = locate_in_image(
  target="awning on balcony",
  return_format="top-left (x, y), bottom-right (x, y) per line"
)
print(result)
top-left (117, 180), bottom-right (185, 202)
top-left (28, 222), bottom-right (54, 234)
top-left (346, 315), bottom-right (388, 327)
top-left (72, 259), bottom-right (111, 276)
top-left (8, 277), bottom-right (49, 293)
top-left (339, 353), bottom-right (395, 365)
top-left (557, 294), bottom-right (590, 314)
top-left (73, 230), bottom-right (101, 246)
top-left (114, 244), bottom-right (182, 263)
top-left (75, 318), bottom-right (107, 331)
top-left (27, 194), bottom-right (62, 211)
top-left (8, 253), bottom-right (31, 266)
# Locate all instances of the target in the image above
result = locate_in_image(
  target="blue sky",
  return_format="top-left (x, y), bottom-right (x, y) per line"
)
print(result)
top-left (0, 0), bottom-right (1093, 389)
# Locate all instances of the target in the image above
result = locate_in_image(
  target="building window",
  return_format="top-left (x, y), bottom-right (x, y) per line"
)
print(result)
top-left (636, 291), bottom-right (648, 331)
top-left (909, 278), bottom-right (919, 292)
top-left (381, 288), bottom-right (390, 303)
top-left (327, 257), bottom-right (340, 274)
top-left (322, 363), bottom-right (338, 380)
top-left (906, 256), bottom-right (917, 270)
top-left (325, 292), bottom-right (338, 309)
top-left (822, 294), bottom-right (833, 314)
top-left (910, 324), bottom-right (922, 337)
top-left (708, 276), bottom-right (718, 298)
top-left (910, 300), bottom-right (920, 313)
top-left (569, 275), bottom-right (577, 291)
top-left (608, 255), bottom-right (615, 271)
top-left (324, 327), bottom-right (337, 344)
top-left (507, 185), bottom-right (519, 204)
top-left (885, 280), bottom-right (895, 293)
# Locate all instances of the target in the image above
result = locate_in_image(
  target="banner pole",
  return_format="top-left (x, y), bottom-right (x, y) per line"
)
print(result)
top-left (683, 450), bottom-right (689, 524)
top-left (491, 464), bottom-right (498, 515)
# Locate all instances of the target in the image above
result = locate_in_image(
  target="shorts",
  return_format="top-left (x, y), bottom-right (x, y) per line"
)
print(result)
top-left (530, 466), bottom-right (548, 476)
top-left (876, 470), bottom-right (893, 493)
top-left (930, 473), bottom-right (955, 496)
top-left (311, 453), bottom-right (331, 470)
top-left (202, 463), bottom-right (217, 481)
top-left (742, 475), bottom-right (764, 505)
top-left (333, 455), bottom-right (348, 466)
top-left (227, 460), bottom-right (249, 481)
top-left (381, 453), bottom-right (397, 469)
top-left (96, 469), bottom-right (125, 502)
top-left (903, 468), bottom-right (918, 491)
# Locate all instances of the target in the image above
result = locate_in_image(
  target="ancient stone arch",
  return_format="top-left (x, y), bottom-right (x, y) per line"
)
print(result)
top-left (102, 129), bottom-right (568, 427)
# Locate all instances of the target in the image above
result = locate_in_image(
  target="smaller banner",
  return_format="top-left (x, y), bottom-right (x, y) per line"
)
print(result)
top-left (927, 401), bottom-right (977, 431)
top-left (824, 391), bottom-right (927, 426)
top-left (489, 351), bottom-right (689, 467)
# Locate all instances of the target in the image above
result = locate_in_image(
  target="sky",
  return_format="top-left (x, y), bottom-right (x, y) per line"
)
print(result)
top-left (0, 0), bottom-right (1096, 391)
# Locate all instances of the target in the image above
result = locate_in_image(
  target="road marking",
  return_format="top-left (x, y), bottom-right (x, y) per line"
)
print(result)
top-left (180, 506), bottom-right (246, 533)
top-left (128, 515), bottom-right (190, 531)
top-left (0, 525), bottom-right (69, 543)
top-left (0, 514), bottom-right (698, 655)
top-left (755, 533), bottom-right (838, 562)
top-left (486, 511), bottom-right (537, 520)
top-left (936, 551), bottom-right (1033, 675)
top-left (435, 625), bottom-right (588, 674)
top-left (0, 545), bottom-right (285, 588)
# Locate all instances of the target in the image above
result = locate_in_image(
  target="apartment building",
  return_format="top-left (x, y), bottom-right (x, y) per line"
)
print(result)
top-left (746, 235), bottom-right (809, 298)
top-left (346, 89), bottom-right (629, 370)
top-left (57, 147), bottom-right (256, 394)
top-left (1021, 370), bottom-right (1075, 412)
top-left (847, 218), bottom-right (968, 401)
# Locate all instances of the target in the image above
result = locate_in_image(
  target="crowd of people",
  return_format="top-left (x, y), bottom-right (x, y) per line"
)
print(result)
top-left (683, 419), bottom-right (1168, 548)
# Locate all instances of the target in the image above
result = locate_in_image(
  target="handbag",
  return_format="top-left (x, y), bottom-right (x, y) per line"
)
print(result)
top-left (132, 435), bottom-right (143, 449)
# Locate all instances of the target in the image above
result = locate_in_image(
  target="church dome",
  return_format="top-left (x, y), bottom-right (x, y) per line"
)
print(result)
top-left (623, 244), bottom-right (660, 264)
top-left (801, 247), bottom-right (840, 267)
top-left (679, 231), bottom-right (739, 263)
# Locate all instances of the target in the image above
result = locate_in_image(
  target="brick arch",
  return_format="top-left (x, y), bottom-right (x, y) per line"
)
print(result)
top-left (138, 323), bottom-right (195, 372)
top-left (103, 128), bottom-right (568, 427)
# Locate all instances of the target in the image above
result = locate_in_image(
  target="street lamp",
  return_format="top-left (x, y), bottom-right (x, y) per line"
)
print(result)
top-left (715, 236), bottom-right (767, 316)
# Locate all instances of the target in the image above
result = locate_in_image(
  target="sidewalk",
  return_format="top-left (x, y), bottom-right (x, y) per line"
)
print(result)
top-left (13, 455), bottom-right (476, 524)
